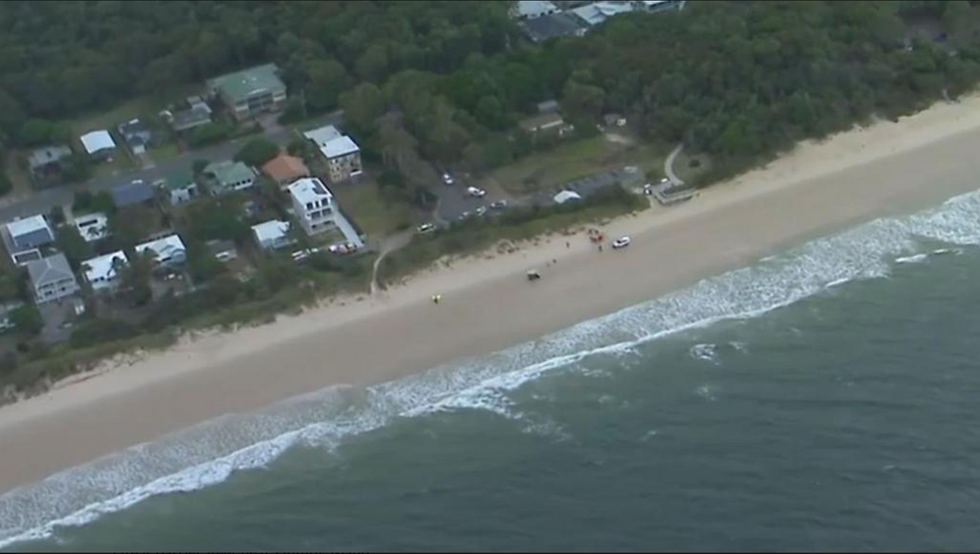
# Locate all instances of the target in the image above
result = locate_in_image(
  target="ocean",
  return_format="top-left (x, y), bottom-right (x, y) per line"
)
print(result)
top-left (5, 190), bottom-right (980, 552)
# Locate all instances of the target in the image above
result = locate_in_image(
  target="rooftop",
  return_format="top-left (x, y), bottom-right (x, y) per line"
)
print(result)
top-left (79, 130), bottom-right (116, 154)
top-left (252, 220), bottom-right (291, 242)
top-left (164, 168), bottom-right (197, 191)
top-left (262, 153), bottom-right (310, 184)
top-left (75, 212), bottom-right (110, 243)
top-left (521, 12), bottom-right (585, 42)
top-left (136, 234), bottom-right (187, 261)
top-left (288, 177), bottom-right (334, 205)
top-left (303, 125), bottom-right (342, 148)
top-left (320, 135), bottom-right (360, 159)
top-left (28, 145), bottom-right (72, 169)
top-left (516, 0), bottom-right (559, 18)
top-left (571, 1), bottom-right (635, 26)
top-left (112, 181), bottom-right (155, 208)
top-left (27, 254), bottom-right (75, 288)
top-left (208, 63), bottom-right (286, 104)
top-left (7, 215), bottom-right (51, 238)
top-left (519, 112), bottom-right (567, 131)
top-left (118, 118), bottom-right (150, 138)
top-left (205, 161), bottom-right (256, 187)
top-left (82, 251), bottom-right (128, 283)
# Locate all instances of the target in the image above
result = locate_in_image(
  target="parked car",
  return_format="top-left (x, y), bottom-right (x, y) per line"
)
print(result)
top-left (442, 172), bottom-right (454, 186)
top-left (292, 247), bottom-right (321, 263)
top-left (612, 236), bottom-right (632, 249)
top-left (329, 243), bottom-right (357, 255)
top-left (416, 223), bottom-right (437, 234)
top-left (458, 211), bottom-right (472, 222)
top-left (475, 206), bottom-right (488, 217)
top-left (490, 200), bottom-right (509, 210)
top-left (466, 186), bottom-right (487, 198)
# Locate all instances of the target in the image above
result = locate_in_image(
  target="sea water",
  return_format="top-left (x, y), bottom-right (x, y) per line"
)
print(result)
top-left (6, 191), bottom-right (980, 551)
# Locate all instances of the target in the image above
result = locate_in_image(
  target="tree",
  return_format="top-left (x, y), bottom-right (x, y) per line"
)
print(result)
top-left (120, 254), bottom-right (153, 307)
top-left (187, 243), bottom-right (226, 283)
top-left (10, 305), bottom-right (43, 337)
top-left (61, 154), bottom-right (93, 184)
top-left (235, 137), bottom-right (280, 167)
top-left (306, 59), bottom-right (349, 112)
top-left (0, 169), bottom-right (11, 198)
top-left (562, 81), bottom-right (605, 121)
top-left (355, 44), bottom-right (390, 83)
top-left (340, 83), bottom-right (385, 133)
top-left (18, 119), bottom-right (55, 147)
top-left (55, 226), bottom-right (93, 269)
top-left (192, 159), bottom-right (209, 176)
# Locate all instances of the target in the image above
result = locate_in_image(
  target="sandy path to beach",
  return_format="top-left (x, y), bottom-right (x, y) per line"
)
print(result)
top-left (3, 97), bottom-right (980, 493)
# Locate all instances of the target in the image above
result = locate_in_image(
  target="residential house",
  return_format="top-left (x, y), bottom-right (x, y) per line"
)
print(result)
top-left (206, 239), bottom-right (238, 263)
top-left (27, 145), bottom-right (72, 182)
top-left (82, 251), bottom-right (128, 292)
top-left (514, 0), bottom-right (560, 19)
top-left (166, 96), bottom-right (213, 134)
top-left (288, 178), bottom-right (335, 236)
top-left (304, 126), bottom-right (363, 182)
top-left (79, 130), bottom-right (117, 162)
top-left (262, 153), bottom-right (310, 189)
top-left (117, 119), bottom-right (153, 155)
top-left (519, 113), bottom-right (575, 137)
top-left (6, 215), bottom-right (54, 252)
top-left (251, 220), bottom-right (293, 251)
top-left (75, 212), bottom-right (110, 243)
top-left (634, 0), bottom-right (686, 13)
top-left (571, 1), bottom-right (636, 27)
top-left (303, 125), bottom-right (342, 149)
top-left (207, 64), bottom-right (287, 121)
top-left (161, 169), bottom-right (200, 205)
top-left (112, 181), bottom-right (156, 209)
top-left (319, 136), bottom-right (363, 183)
top-left (135, 234), bottom-right (188, 269)
top-left (204, 161), bottom-right (257, 196)
top-left (537, 99), bottom-right (561, 114)
top-left (26, 254), bottom-right (79, 304)
top-left (520, 12), bottom-right (585, 42)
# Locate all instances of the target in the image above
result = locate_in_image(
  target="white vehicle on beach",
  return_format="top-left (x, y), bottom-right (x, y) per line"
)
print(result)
top-left (612, 236), bottom-right (631, 249)
top-left (466, 186), bottom-right (487, 198)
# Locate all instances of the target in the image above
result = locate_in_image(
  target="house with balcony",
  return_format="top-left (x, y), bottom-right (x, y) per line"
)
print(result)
top-left (207, 64), bottom-right (287, 121)
top-left (288, 177), bottom-right (336, 236)
top-left (26, 254), bottom-right (79, 304)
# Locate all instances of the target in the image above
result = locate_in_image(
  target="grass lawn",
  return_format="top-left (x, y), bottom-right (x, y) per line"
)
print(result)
top-left (333, 181), bottom-right (415, 239)
top-left (67, 98), bottom-right (157, 136)
top-left (149, 143), bottom-right (182, 164)
top-left (487, 136), bottom-right (670, 195)
top-left (90, 155), bottom-right (136, 181)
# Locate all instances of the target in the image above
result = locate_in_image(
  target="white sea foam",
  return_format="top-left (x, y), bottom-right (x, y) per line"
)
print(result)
top-left (690, 343), bottom-right (720, 364)
top-left (5, 188), bottom-right (980, 549)
top-left (896, 253), bottom-right (929, 264)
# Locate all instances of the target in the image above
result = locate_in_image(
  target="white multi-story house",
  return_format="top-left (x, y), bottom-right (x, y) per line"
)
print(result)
top-left (288, 178), bottom-right (336, 235)
top-left (26, 254), bottom-right (79, 304)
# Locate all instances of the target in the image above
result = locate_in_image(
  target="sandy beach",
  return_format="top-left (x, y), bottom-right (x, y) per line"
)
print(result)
top-left (3, 96), bottom-right (980, 494)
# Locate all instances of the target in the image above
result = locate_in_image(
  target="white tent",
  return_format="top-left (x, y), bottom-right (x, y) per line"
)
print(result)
top-left (553, 190), bottom-right (583, 205)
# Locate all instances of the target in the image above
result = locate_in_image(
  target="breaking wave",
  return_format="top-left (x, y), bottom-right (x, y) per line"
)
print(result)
top-left (4, 188), bottom-right (980, 549)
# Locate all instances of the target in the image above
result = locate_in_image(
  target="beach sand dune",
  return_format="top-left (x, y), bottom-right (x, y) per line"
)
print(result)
top-left (4, 96), bottom-right (980, 493)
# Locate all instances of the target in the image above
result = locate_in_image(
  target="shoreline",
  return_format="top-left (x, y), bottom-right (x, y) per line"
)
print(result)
top-left (4, 96), bottom-right (980, 494)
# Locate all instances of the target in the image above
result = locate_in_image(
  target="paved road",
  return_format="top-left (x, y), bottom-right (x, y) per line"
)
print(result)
top-left (0, 111), bottom-right (344, 223)
top-left (665, 143), bottom-right (685, 185)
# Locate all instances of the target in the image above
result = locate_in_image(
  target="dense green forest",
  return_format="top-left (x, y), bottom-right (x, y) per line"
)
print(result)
top-left (2, 1), bottom-right (980, 173)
